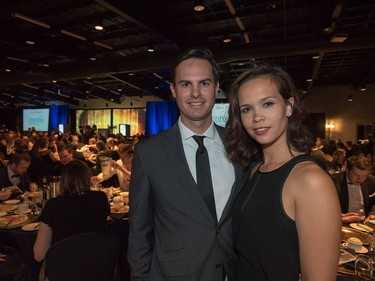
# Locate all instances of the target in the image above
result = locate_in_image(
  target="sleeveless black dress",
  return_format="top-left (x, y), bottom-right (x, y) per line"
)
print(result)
top-left (232, 155), bottom-right (312, 281)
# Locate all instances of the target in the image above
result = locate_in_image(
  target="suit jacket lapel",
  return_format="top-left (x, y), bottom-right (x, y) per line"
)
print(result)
top-left (164, 124), bottom-right (216, 223)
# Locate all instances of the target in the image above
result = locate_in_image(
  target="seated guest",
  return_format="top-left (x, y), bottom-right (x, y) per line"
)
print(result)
top-left (52, 144), bottom-right (74, 176)
top-left (0, 153), bottom-right (37, 192)
top-left (328, 148), bottom-right (347, 173)
top-left (92, 144), bottom-right (134, 191)
top-left (331, 155), bottom-right (375, 223)
top-left (33, 160), bottom-right (110, 262)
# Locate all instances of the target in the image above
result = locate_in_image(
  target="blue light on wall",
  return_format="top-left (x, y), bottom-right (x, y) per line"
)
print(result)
top-left (145, 101), bottom-right (179, 136)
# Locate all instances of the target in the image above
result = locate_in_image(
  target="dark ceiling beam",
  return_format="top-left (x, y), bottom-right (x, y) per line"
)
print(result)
top-left (1, 36), bottom-right (375, 87)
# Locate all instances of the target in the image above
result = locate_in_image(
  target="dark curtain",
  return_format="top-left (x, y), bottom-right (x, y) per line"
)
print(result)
top-left (49, 104), bottom-right (69, 131)
top-left (145, 101), bottom-right (179, 136)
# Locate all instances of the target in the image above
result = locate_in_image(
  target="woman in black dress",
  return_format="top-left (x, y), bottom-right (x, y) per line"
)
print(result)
top-left (33, 160), bottom-right (109, 262)
top-left (225, 64), bottom-right (341, 281)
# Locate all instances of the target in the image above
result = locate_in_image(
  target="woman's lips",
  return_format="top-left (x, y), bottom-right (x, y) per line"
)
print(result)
top-left (253, 127), bottom-right (269, 136)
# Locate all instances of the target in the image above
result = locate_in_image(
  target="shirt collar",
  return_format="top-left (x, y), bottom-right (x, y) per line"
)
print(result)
top-left (178, 117), bottom-right (216, 141)
top-left (7, 166), bottom-right (18, 178)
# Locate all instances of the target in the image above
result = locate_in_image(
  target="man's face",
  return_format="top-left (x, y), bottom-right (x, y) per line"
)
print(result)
top-left (10, 160), bottom-right (30, 175)
top-left (347, 167), bottom-right (370, 185)
top-left (170, 58), bottom-right (218, 131)
top-left (58, 149), bottom-right (73, 165)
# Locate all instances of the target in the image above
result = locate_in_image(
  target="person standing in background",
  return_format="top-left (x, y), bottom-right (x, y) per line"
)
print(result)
top-left (128, 49), bottom-right (249, 281)
top-left (225, 64), bottom-right (341, 281)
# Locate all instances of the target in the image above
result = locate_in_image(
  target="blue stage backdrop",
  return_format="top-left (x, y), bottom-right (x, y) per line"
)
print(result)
top-left (49, 104), bottom-right (69, 131)
top-left (145, 101), bottom-right (179, 136)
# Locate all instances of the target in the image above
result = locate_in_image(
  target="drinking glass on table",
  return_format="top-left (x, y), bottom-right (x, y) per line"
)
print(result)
top-left (355, 254), bottom-right (373, 281)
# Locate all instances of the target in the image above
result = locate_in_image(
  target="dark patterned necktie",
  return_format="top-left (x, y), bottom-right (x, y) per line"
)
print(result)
top-left (192, 135), bottom-right (217, 222)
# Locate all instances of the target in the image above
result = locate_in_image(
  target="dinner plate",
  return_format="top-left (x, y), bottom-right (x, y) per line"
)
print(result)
top-left (339, 249), bottom-right (356, 265)
top-left (22, 222), bottom-right (40, 231)
top-left (364, 220), bottom-right (375, 230)
top-left (349, 222), bottom-right (373, 233)
top-left (0, 204), bottom-right (18, 213)
top-left (15, 209), bottom-right (31, 215)
top-left (342, 226), bottom-right (371, 245)
top-left (342, 242), bottom-right (368, 254)
top-left (3, 199), bottom-right (20, 205)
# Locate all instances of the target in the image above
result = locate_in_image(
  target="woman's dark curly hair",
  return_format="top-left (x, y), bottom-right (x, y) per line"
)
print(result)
top-left (225, 63), bottom-right (312, 167)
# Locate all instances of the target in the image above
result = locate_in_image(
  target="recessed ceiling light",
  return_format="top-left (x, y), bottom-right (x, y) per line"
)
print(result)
top-left (52, 80), bottom-right (57, 83)
top-left (223, 38), bottom-right (231, 43)
top-left (129, 73), bottom-right (134, 76)
top-left (312, 55), bottom-right (320, 59)
top-left (26, 40), bottom-right (35, 45)
top-left (306, 78), bottom-right (313, 82)
top-left (89, 57), bottom-right (96, 61)
top-left (5, 69), bottom-right (11, 72)
top-left (94, 25), bottom-right (104, 31)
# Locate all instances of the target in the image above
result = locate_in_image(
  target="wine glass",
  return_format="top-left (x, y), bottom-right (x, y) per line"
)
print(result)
top-left (355, 254), bottom-right (373, 281)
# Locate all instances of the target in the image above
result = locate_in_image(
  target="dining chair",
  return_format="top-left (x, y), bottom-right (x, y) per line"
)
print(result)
top-left (43, 231), bottom-right (120, 281)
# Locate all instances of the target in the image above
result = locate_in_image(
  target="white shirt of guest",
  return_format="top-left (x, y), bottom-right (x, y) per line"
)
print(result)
top-left (7, 166), bottom-right (20, 187)
top-left (178, 117), bottom-right (235, 221)
top-left (115, 159), bottom-right (131, 191)
top-left (347, 176), bottom-right (365, 216)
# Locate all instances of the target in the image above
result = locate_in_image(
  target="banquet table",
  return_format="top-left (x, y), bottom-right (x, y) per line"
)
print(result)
top-left (0, 217), bottom-right (130, 281)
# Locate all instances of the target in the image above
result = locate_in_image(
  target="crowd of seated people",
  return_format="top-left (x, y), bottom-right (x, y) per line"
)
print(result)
top-left (310, 135), bottom-right (375, 175)
top-left (0, 124), bottom-right (141, 196)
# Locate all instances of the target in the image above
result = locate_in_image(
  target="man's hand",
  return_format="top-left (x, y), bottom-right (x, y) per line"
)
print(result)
top-left (342, 212), bottom-right (365, 223)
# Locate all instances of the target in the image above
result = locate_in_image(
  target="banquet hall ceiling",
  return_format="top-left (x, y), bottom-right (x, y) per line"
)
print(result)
top-left (1, 0), bottom-right (375, 107)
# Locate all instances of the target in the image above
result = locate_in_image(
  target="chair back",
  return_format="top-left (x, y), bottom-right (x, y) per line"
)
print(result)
top-left (44, 231), bottom-right (120, 281)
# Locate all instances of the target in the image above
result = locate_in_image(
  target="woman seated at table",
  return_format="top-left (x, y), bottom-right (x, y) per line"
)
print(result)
top-left (33, 160), bottom-right (110, 262)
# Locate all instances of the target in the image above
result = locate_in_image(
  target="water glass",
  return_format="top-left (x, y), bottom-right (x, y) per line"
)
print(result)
top-left (355, 254), bottom-right (373, 281)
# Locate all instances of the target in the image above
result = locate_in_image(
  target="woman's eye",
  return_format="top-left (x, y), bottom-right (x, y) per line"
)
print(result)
top-left (264, 101), bottom-right (274, 107)
top-left (241, 107), bottom-right (251, 113)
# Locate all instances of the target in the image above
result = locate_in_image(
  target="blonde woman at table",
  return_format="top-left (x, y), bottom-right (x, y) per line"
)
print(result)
top-left (225, 64), bottom-right (342, 281)
top-left (33, 160), bottom-right (109, 263)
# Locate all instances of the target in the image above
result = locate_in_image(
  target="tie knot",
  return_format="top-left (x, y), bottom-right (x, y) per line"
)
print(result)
top-left (193, 135), bottom-right (205, 151)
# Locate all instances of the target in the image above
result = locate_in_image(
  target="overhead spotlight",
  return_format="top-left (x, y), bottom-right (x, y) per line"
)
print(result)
top-left (147, 44), bottom-right (155, 52)
top-left (223, 35), bottom-right (231, 43)
top-left (89, 57), bottom-right (97, 61)
top-left (94, 21), bottom-right (104, 31)
top-left (360, 85), bottom-right (366, 91)
top-left (26, 40), bottom-right (35, 45)
top-left (348, 94), bottom-right (353, 102)
top-left (306, 78), bottom-right (313, 82)
top-left (194, 0), bottom-right (205, 12)
top-left (118, 87), bottom-right (122, 92)
top-left (312, 55), bottom-right (320, 60)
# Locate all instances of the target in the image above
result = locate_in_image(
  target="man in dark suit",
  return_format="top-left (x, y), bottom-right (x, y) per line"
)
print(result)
top-left (0, 153), bottom-right (36, 194)
top-left (128, 49), bottom-right (249, 281)
top-left (331, 155), bottom-right (375, 223)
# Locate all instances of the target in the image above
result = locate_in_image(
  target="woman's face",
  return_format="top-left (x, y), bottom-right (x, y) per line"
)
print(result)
top-left (237, 77), bottom-right (293, 149)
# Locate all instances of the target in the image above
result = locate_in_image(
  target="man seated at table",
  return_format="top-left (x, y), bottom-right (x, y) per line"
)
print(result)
top-left (91, 144), bottom-right (133, 191)
top-left (0, 153), bottom-right (37, 194)
top-left (331, 155), bottom-right (375, 223)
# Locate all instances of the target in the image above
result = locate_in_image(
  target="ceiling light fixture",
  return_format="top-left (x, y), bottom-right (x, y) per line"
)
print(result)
top-left (12, 12), bottom-right (51, 29)
top-left (194, 0), bottom-right (205, 12)
top-left (223, 36), bottom-right (231, 43)
top-left (60, 29), bottom-right (87, 41)
top-left (360, 85), bottom-right (366, 91)
top-left (147, 44), bottom-right (155, 52)
top-left (89, 57), bottom-right (97, 61)
top-left (312, 55), bottom-right (320, 60)
top-left (348, 94), bottom-right (353, 102)
top-left (26, 40), bottom-right (35, 45)
top-left (5, 69), bottom-right (11, 72)
top-left (306, 78), bottom-right (313, 82)
top-left (94, 22), bottom-right (104, 31)
top-left (331, 33), bottom-right (348, 43)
